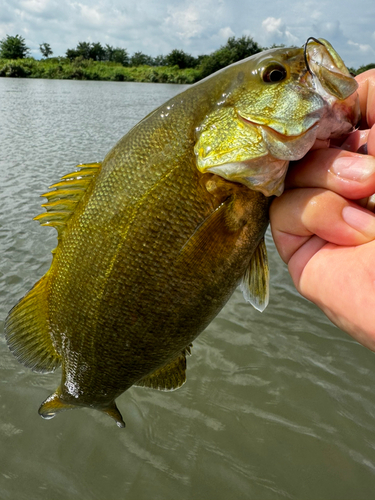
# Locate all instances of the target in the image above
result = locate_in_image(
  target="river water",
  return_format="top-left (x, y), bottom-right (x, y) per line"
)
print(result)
top-left (1, 77), bottom-right (375, 500)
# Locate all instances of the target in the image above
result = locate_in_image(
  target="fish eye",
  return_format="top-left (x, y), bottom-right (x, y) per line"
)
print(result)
top-left (262, 64), bottom-right (287, 83)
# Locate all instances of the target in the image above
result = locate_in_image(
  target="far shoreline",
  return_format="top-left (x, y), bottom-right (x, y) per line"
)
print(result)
top-left (1, 57), bottom-right (373, 85)
top-left (0, 57), bottom-right (201, 84)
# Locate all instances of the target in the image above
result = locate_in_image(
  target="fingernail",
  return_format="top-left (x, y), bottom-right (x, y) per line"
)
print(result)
top-left (342, 206), bottom-right (375, 237)
top-left (330, 155), bottom-right (375, 181)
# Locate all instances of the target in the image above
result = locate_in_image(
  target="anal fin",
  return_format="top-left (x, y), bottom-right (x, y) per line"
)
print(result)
top-left (135, 346), bottom-right (192, 391)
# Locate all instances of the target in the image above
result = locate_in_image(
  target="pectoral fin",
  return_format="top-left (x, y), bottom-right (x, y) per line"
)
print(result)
top-left (240, 237), bottom-right (269, 312)
top-left (178, 198), bottom-right (241, 271)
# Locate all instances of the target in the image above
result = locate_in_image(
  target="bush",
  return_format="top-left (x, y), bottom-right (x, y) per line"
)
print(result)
top-left (0, 62), bottom-right (28, 77)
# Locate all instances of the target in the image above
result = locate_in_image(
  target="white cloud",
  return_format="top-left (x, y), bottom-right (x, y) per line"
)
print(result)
top-left (218, 27), bottom-right (234, 39)
top-left (310, 9), bottom-right (322, 21)
top-left (20, 0), bottom-right (49, 13)
top-left (262, 17), bottom-right (283, 37)
top-left (76, 3), bottom-right (102, 26)
top-left (261, 17), bottom-right (298, 45)
top-left (312, 20), bottom-right (344, 39)
top-left (348, 40), bottom-right (375, 54)
top-left (164, 4), bottom-right (203, 39)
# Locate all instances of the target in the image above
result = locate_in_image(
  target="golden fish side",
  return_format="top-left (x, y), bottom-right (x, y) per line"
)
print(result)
top-left (5, 39), bottom-right (360, 427)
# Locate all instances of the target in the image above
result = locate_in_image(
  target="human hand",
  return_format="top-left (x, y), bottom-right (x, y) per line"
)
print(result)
top-left (270, 69), bottom-right (375, 350)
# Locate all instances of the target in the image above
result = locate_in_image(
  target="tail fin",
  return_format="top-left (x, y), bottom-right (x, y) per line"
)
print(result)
top-left (38, 392), bottom-right (76, 419)
top-left (4, 275), bottom-right (61, 373)
top-left (39, 391), bottom-right (126, 428)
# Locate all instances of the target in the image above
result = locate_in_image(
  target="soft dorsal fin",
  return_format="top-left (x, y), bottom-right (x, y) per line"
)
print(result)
top-left (135, 346), bottom-right (192, 391)
top-left (240, 237), bottom-right (269, 312)
top-left (34, 162), bottom-right (102, 239)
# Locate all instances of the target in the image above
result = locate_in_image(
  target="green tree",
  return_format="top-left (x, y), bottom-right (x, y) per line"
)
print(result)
top-left (111, 48), bottom-right (129, 66)
top-left (66, 48), bottom-right (79, 61)
top-left (76, 41), bottom-right (92, 59)
top-left (90, 42), bottom-right (106, 61)
top-left (152, 55), bottom-right (167, 66)
top-left (105, 45), bottom-right (129, 66)
top-left (130, 51), bottom-right (153, 66)
top-left (0, 34), bottom-right (30, 59)
top-left (199, 35), bottom-right (262, 78)
top-left (40, 42), bottom-right (53, 58)
top-left (165, 49), bottom-right (197, 69)
top-left (66, 42), bottom-right (128, 65)
top-left (225, 35), bottom-right (262, 60)
top-left (66, 41), bottom-right (97, 60)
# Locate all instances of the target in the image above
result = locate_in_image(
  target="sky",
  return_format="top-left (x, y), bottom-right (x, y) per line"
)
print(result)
top-left (0, 0), bottom-right (374, 69)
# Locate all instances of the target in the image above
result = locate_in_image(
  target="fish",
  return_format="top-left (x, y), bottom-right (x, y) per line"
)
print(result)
top-left (5, 38), bottom-right (360, 427)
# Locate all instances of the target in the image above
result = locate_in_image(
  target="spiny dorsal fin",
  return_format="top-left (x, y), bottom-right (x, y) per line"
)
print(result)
top-left (240, 237), bottom-right (269, 312)
top-left (136, 346), bottom-right (192, 391)
top-left (5, 275), bottom-right (61, 373)
top-left (34, 162), bottom-right (102, 238)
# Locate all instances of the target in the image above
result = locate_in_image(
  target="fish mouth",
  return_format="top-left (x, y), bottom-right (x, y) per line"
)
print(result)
top-left (238, 112), bottom-right (318, 139)
top-left (238, 113), bottom-right (320, 161)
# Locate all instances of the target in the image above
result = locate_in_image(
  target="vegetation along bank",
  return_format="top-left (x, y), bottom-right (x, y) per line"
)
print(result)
top-left (0, 34), bottom-right (373, 84)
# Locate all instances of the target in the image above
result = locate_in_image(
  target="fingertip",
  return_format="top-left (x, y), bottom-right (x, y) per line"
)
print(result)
top-left (342, 205), bottom-right (375, 239)
top-left (329, 153), bottom-right (375, 181)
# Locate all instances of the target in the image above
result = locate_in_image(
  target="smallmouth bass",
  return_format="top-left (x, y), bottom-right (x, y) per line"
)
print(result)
top-left (5, 38), bottom-right (360, 427)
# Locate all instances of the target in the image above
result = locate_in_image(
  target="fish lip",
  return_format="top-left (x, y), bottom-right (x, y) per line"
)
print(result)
top-left (237, 113), bottom-right (319, 141)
